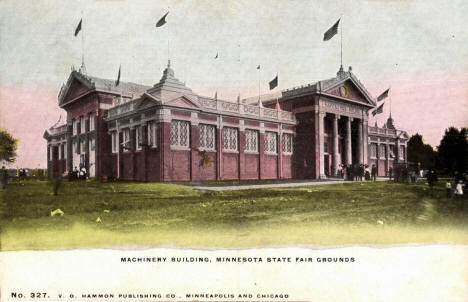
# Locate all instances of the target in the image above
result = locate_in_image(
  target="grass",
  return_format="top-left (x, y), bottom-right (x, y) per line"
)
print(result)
top-left (0, 178), bottom-right (467, 251)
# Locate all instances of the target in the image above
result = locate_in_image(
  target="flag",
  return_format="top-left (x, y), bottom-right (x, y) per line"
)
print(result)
top-left (115, 65), bottom-right (121, 87)
top-left (214, 91), bottom-right (217, 100)
top-left (269, 75), bottom-right (278, 90)
top-left (156, 12), bottom-right (169, 27)
top-left (372, 102), bottom-right (384, 116)
top-left (214, 52), bottom-right (218, 59)
top-left (376, 88), bottom-right (389, 102)
top-left (257, 65), bottom-right (260, 70)
top-left (323, 18), bottom-right (340, 41)
top-left (74, 19), bottom-right (82, 37)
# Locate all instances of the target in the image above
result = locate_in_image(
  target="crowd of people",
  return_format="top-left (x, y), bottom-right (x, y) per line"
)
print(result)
top-left (444, 171), bottom-right (466, 198)
top-left (67, 165), bottom-right (88, 180)
top-left (338, 164), bottom-right (383, 182)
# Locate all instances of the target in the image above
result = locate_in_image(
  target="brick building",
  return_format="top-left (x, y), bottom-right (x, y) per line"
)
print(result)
top-left (44, 62), bottom-right (408, 181)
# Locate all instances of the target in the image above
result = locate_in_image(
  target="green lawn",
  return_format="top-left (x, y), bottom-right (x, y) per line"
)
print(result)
top-left (1, 178), bottom-right (467, 250)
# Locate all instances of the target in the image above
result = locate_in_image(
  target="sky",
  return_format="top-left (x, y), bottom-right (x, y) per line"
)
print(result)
top-left (0, 0), bottom-right (467, 168)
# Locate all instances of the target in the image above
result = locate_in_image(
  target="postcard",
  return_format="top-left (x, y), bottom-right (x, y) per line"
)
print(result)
top-left (0, 0), bottom-right (467, 301)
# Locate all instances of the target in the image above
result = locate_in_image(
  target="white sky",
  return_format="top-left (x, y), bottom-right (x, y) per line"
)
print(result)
top-left (0, 0), bottom-right (467, 168)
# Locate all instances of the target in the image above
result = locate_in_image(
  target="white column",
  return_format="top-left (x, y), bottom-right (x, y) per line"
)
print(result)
top-left (362, 117), bottom-right (368, 165)
top-left (357, 119), bottom-right (363, 165)
top-left (318, 112), bottom-right (326, 179)
top-left (332, 114), bottom-right (339, 176)
top-left (345, 117), bottom-right (352, 166)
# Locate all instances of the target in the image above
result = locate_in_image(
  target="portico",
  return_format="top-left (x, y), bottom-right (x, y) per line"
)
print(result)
top-left (317, 111), bottom-right (366, 178)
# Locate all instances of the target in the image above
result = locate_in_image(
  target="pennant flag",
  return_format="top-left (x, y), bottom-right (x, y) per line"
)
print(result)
top-left (156, 12), bottom-right (169, 27)
top-left (74, 19), bottom-right (82, 37)
top-left (323, 18), bottom-right (340, 41)
top-left (257, 65), bottom-right (260, 70)
top-left (214, 52), bottom-right (218, 59)
top-left (115, 65), bottom-right (121, 87)
top-left (376, 88), bottom-right (389, 102)
top-left (372, 102), bottom-right (384, 116)
top-left (269, 75), bottom-right (278, 90)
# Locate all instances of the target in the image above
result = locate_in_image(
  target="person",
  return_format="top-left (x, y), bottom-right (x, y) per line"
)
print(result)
top-left (427, 170), bottom-right (438, 189)
top-left (1, 166), bottom-right (8, 189)
top-left (80, 166), bottom-right (87, 180)
top-left (347, 165), bottom-right (353, 181)
top-left (371, 164), bottom-right (377, 181)
top-left (454, 180), bottom-right (464, 197)
top-left (73, 166), bottom-right (79, 180)
top-left (365, 165), bottom-right (370, 181)
top-left (338, 164), bottom-right (344, 178)
top-left (445, 181), bottom-right (452, 198)
top-left (359, 164), bottom-right (364, 181)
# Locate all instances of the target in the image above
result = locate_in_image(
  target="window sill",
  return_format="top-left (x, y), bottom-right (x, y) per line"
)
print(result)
top-left (265, 152), bottom-right (278, 156)
top-left (199, 148), bottom-right (216, 152)
top-left (244, 151), bottom-right (259, 155)
top-left (282, 152), bottom-right (293, 156)
top-left (223, 150), bottom-right (239, 154)
top-left (171, 146), bottom-right (191, 151)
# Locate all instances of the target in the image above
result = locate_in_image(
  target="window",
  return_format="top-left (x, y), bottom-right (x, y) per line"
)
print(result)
top-left (111, 132), bottom-right (119, 153)
top-left (245, 129), bottom-right (259, 153)
top-left (223, 127), bottom-right (238, 152)
top-left (170, 120), bottom-right (190, 148)
top-left (89, 137), bottom-right (95, 152)
top-left (49, 146), bottom-right (53, 160)
top-left (62, 143), bottom-right (67, 159)
top-left (370, 144), bottom-right (377, 158)
top-left (135, 126), bottom-right (142, 151)
top-left (389, 145), bottom-right (396, 158)
top-left (73, 141), bottom-right (78, 155)
top-left (265, 131), bottom-right (278, 154)
top-left (80, 116), bottom-right (86, 133)
top-left (89, 114), bottom-right (95, 131)
top-left (80, 138), bottom-right (86, 154)
top-left (73, 119), bottom-right (78, 135)
top-left (199, 124), bottom-right (216, 151)
top-left (324, 141), bottom-right (329, 153)
top-left (400, 146), bottom-right (406, 160)
top-left (379, 144), bottom-right (386, 159)
top-left (282, 133), bottom-right (293, 154)
top-left (77, 119), bottom-right (81, 135)
top-left (147, 121), bottom-right (158, 148)
top-left (122, 128), bottom-right (130, 151)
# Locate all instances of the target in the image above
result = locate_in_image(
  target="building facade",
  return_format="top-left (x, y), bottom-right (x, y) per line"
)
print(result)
top-left (44, 63), bottom-right (408, 181)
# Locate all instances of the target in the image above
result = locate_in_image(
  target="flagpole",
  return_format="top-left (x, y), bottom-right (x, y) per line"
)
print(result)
top-left (340, 16), bottom-right (343, 69)
top-left (258, 66), bottom-right (261, 102)
top-left (81, 11), bottom-right (85, 71)
top-left (167, 13), bottom-right (170, 62)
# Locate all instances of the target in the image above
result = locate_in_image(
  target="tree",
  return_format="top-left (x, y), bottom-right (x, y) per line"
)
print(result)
top-left (0, 128), bottom-right (18, 164)
top-left (407, 133), bottom-right (436, 170)
top-left (437, 127), bottom-right (468, 175)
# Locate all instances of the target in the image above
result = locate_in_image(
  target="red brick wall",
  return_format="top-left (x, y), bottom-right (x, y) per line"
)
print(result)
top-left (146, 149), bottom-right (161, 181)
top-left (243, 154), bottom-right (259, 180)
top-left (262, 155), bottom-right (278, 179)
top-left (282, 155), bottom-right (293, 179)
top-left (221, 152), bottom-right (239, 180)
top-left (120, 153), bottom-right (134, 179)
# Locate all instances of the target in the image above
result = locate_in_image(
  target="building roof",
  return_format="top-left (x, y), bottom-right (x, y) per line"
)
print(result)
top-left (279, 66), bottom-right (377, 107)
top-left (58, 68), bottom-right (151, 105)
